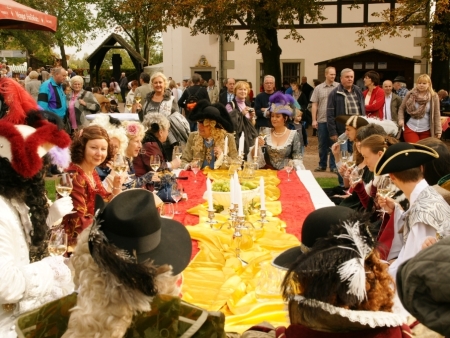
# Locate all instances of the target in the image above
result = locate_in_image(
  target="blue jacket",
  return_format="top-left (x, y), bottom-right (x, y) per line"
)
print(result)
top-left (326, 84), bottom-right (365, 137)
top-left (38, 78), bottom-right (67, 118)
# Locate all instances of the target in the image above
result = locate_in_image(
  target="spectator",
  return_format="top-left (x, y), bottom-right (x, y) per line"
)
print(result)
top-left (393, 75), bottom-right (409, 100)
top-left (363, 70), bottom-right (385, 119)
top-left (382, 80), bottom-right (402, 125)
top-left (25, 71), bottom-right (41, 101)
top-left (254, 75), bottom-right (276, 129)
top-left (37, 67), bottom-right (68, 119)
top-left (119, 72), bottom-right (128, 102)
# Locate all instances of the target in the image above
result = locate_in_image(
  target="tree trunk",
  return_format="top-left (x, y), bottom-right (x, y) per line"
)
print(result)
top-left (431, 2), bottom-right (450, 91)
top-left (58, 41), bottom-right (67, 69)
top-left (256, 27), bottom-right (282, 90)
top-left (431, 58), bottom-right (449, 92)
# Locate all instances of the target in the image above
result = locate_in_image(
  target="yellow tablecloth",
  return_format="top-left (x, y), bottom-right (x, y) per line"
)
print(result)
top-left (181, 170), bottom-right (300, 333)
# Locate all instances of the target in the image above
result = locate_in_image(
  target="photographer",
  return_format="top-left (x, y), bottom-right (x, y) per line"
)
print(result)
top-left (225, 81), bottom-right (258, 157)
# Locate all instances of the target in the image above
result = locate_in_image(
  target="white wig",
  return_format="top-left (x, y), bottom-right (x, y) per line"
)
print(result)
top-left (90, 115), bottom-right (128, 155)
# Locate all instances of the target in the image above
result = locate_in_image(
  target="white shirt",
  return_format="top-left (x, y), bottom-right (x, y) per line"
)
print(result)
top-left (406, 102), bottom-right (431, 132)
top-left (384, 94), bottom-right (392, 121)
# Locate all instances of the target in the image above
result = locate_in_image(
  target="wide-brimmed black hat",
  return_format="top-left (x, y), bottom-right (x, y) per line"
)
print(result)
top-left (393, 76), bottom-right (406, 83)
top-left (89, 189), bottom-right (192, 276)
top-left (189, 99), bottom-right (234, 133)
top-left (335, 115), bottom-right (369, 130)
top-left (374, 142), bottom-right (439, 176)
top-left (272, 206), bottom-right (354, 270)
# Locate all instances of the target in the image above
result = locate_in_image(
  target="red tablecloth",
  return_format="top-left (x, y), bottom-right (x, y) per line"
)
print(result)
top-left (174, 170), bottom-right (316, 258)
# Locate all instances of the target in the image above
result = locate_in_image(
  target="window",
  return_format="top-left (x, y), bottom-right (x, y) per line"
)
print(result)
top-left (283, 63), bottom-right (300, 84)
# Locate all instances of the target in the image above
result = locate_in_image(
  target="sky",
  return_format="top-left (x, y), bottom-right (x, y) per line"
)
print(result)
top-left (54, 31), bottom-right (112, 60)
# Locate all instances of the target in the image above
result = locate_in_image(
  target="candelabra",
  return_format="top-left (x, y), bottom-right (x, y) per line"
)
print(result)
top-left (257, 209), bottom-right (269, 226)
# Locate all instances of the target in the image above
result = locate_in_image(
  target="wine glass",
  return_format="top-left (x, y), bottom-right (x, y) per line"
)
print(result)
top-left (125, 98), bottom-right (133, 113)
top-left (349, 167), bottom-right (364, 186)
top-left (284, 159), bottom-right (294, 181)
top-left (48, 228), bottom-right (68, 256)
top-left (56, 173), bottom-right (73, 198)
top-left (159, 202), bottom-right (174, 219)
top-left (172, 144), bottom-right (185, 160)
top-left (191, 158), bottom-right (201, 183)
top-left (135, 92), bottom-right (142, 104)
top-left (150, 155), bottom-right (161, 172)
top-left (377, 176), bottom-right (396, 215)
top-left (171, 182), bottom-right (183, 214)
top-left (113, 154), bottom-right (128, 175)
top-left (259, 127), bottom-right (270, 139)
top-left (336, 132), bottom-right (348, 145)
top-left (340, 150), bottom-right (348, 166)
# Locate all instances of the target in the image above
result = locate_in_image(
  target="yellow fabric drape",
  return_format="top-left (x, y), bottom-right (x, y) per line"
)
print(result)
top-left (182, 170), bottom-right (300, 333)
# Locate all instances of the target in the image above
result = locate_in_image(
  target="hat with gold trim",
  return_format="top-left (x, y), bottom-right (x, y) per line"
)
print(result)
top-left (374, 142), bottom-right (439, 176)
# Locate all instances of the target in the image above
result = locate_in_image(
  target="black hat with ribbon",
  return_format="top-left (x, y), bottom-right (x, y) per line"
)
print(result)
top-left (374, 142), bottom-right (439, 176)
top-left (89, 189), bottom-right (192, 293)
top-left (272, 206), bottom-right (354, 270)
top-left (189, 99), bottom-right (234, 133)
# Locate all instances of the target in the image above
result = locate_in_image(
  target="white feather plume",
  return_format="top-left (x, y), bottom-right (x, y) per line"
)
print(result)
top-left (336, 221), bottom-right (372, 302)
top-left (363, 117), bottom-right (399, 136)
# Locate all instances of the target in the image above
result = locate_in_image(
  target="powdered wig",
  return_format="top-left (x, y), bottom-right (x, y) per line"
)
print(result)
top-left (63, 226), bottom-right (180, 338)
top-left (122, 121), bottom-right (145, 140)
top-left (142, 113), bottom-right (170, 132)
top-left (90, 115), bottom-right (128, 156)
top-left (70, 125), bottom-right (113, 165)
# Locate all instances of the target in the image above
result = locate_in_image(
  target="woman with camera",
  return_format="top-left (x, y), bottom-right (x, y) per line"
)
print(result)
top-left (225, 81), bottom-right (258, 157)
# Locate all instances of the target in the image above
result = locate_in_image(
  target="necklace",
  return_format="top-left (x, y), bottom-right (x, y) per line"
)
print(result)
top-left (272, 128), bottom-right (288, 138)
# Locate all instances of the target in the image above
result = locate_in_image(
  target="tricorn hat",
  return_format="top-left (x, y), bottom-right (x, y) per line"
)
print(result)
top-left (189, 99), bottom-right (234, 133)
top-left (335, 115), bottom-right (369, 130)
top-left (393, 76), bottom-right (406, 83)
top-left (374, 142), bottom-right (439, 176)
top-left (89, 189), bottom-right (192, 277)
top-left (273, 206), bottom-right (354, 270)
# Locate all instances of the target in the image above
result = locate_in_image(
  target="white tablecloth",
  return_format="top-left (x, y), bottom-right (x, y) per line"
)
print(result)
top-left (86, 113), bottom-right (140, 121)
top-left (296, 169), bottom-right (335, 210)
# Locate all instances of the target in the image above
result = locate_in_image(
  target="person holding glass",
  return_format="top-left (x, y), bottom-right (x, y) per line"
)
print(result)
top-left (398, 74), bottom-right (441, 142)
top-left (62, 125), bottom-right (123, 247)
top-left (133, 114), bottom-right (181, 176)
top-left (250, 92), bottom-right (302, 170)
top-left (181, 100), bottom-right (237, 169)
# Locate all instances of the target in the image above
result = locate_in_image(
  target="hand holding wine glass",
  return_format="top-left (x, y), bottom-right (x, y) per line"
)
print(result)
top-left (56, 173), bottom-right (73, 197)
top-left (173, 145), bottom-right (184, 160)
top-left (377, 176), bottom-right (396, 215)
top-left (113, 154), bottom-right (128, 175)
top-left (48, 228), bottom-right (68, 256)
top-left (349, 167), bottom-right (364, 186)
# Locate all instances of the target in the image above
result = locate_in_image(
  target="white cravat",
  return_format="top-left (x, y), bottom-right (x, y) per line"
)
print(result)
top-left (384, 94), bottom-right (392, 120)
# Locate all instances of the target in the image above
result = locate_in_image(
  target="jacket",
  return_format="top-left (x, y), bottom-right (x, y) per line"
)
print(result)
top-left (37, 77), bottom-right (67, 118)
top-left (327, 84), bottom-right (365, 137)
top-left (384, 93), bottom-right (402, 125)
top-left (208, 86), bottom-right (219, 103)
top-left (397, 236), bottom-right (450, 337)
top-left (66, 90), bottom-right (100, 129)
top-left (397, 91), bottom-right (441, 137)
top-left (178, 85), bottom-right (210, 109)
top-left (363, 86), bottom-right (385, 119)
top-left (25, 79), bottom-right (41, 101)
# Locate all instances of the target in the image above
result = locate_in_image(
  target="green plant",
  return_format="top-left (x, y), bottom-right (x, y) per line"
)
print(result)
top-left (316, 177), bottom-right (338, 189)
top-left (45, 179), bottom-right (56, 202)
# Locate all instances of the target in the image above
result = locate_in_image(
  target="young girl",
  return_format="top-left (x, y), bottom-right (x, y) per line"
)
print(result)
top-left (291, 109), bottom-right (307, 155)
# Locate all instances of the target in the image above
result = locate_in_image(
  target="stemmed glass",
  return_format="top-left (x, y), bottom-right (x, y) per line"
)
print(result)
top-left (48, 228), bottom-right (68, 256)
top-left (377, 176), bottom-right (396, 215)
top-left (56, 173), bottom-right (73, 198)
top-left (171, 182), bottom-right (183, 214)
top-left (125, 98), bottom-right (133, 113)
top-left (259, 127), bottom-right (270, 139)
top-left (336, 133), bottom-right (348, 145)
top-left (150, 155), bottom-right (161, 172)
top-left (113, 154), bottom-right (128, 175)
top-left (340, 150), bottom-right (348, 166)
top-left (159, 202), bottom-right (174, 219)
top-left (284, 159), bottom-right (294, 181)
top-left (172, 144), bottom-right (184, 160)
top-left (349, 167), bottom-right (364, 186)
top-left (135, 92), bottom-right (142, 104)
top-left (191, 158), bottom-right (201, 183)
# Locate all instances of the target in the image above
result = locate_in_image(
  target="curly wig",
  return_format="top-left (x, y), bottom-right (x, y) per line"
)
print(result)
top-left (63, 226), bottom-right (180, 338)
top-left (70, 125), bottom-right (112, 165)
top-left (282, 212), bottom-right (394, 313)
top-left (191, 119), bottom-right (227, 156)
top-left (0, 155), bottom-right (50, 247)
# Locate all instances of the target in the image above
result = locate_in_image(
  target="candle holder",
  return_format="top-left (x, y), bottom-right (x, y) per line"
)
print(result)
top-left (223, 154), bottom-right (230, 168)
top-left (228, 203), bottom-right (238, 221)
top-left (258, 209), bottom-right (269, 225)
top-left (206, 209), bottom-right (218, 228)
top-left (253, 156), bottom-right (259, 169)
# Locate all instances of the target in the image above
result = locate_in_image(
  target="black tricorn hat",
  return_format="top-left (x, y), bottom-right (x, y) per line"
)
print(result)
top-left (189, 99), bottom-right (234, 133)
top-left (272, 206), bottom-right (354, 270)
top-left (335, 115), bottom-right (369, 130)
top-left (393, 76), bottom-right (406, 83)
top-left (89, 190), bottom-right (192, 276)
top-left (374, 142), bottom-right (439, 176)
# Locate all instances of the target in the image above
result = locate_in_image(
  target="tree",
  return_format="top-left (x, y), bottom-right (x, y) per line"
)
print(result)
top-left (355, 0), bottom-right (450, 90)
top-left (167, 0), bottom-right (325, 88)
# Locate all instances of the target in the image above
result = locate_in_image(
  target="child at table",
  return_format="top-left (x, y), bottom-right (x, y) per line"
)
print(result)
top-left (291, 109), bottom-right (307, 156)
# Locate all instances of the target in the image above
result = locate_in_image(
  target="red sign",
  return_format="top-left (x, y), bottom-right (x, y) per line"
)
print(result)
top-left (0, 0), bottom-right (57, 32)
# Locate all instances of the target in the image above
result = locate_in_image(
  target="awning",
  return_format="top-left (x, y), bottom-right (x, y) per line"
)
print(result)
top-left (0, 0), bottom-right (57, 32)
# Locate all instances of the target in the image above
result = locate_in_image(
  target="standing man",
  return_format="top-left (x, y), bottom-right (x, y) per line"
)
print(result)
top-left (37, 67), bottom-right (68, 119)
top-left (119, 72), bottom-right (128, 103)
top-left (255, 75), bottom-right (276, 129)
top-left (327, 68), bottom-right (365, 142)
top-left (207, 79), bottom-right (219, 103)
top-left (392, 76), bottom-right (409, 101)
top-left (311, 67), bottom-right (339, 173)
top-left (178, 73), bottom-right (210, 131)
top-left (382, 80), bottom-right (402, 125)
top-left (133, 73), bottom-right (152, 110)
top-left (219, 78), bottom-right (236, 105)
top-left (301, 76), bottom-right (314, 99)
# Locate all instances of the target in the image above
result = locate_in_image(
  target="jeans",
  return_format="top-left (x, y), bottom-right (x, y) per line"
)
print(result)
top-left (317, 123), bottom-right (336, 169)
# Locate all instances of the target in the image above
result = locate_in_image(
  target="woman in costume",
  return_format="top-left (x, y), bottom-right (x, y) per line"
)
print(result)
top-left (251, 92), bottom-right (302, 170)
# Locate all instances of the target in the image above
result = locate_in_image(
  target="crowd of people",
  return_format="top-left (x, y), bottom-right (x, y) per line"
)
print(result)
top-left (1, 64), bottom-right (450, 338)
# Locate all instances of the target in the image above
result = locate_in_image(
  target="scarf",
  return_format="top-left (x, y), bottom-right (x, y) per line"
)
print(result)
top-left (405, 88), bottom-right (430, 119)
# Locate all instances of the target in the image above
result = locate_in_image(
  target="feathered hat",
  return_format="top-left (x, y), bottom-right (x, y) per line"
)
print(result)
top-left (0, 77), bottom-right (39, 124)
top-left (282, 212), bottom-right (378, 307)
top-left (189, 100), bottom-right (234, 133)
top-left (0, 121), bottom-right (71, 178)
top-left (88, 190), bottom-right (192, 296)
top-left (268, 92), bottom-right (295, 116)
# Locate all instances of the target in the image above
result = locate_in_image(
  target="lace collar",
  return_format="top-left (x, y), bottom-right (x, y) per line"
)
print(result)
top-left (266, 130), bottom-right (296, 150)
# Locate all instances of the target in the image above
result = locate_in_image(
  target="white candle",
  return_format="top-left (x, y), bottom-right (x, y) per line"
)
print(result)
top-left (230, 176), bottom-right (235, 206)
top-left (254, 138), bottom-right (258, 157)
top-left (238, 132), bottom-right (245, 156)
top-left (224, 136), bottom-right (228, 156)
top-left (233, 171), bottom-right (239, 204)
top-left (260, 176), bottom-right (265, 210)
top-left (206, 178), bottom-right (214, 211)
top-left (237, 183), bottom-right (244, 217)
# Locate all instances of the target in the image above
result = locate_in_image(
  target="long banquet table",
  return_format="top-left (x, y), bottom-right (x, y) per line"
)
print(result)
top-left (172, 168), bottom-right (333, 333)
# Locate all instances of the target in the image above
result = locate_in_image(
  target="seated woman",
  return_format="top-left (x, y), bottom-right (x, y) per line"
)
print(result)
top-left (279, 208), bottom-right (410, 337)
top-left (62, 125), bottom-right (122, 248)
top-left (181, 100), bottom-right (238, 169)
top-left (133, 114), bottom-right (181, 177)
top-left (225, 80), bottom-right (258, 157)
top-left (250, 92), bottom-right (302, 170)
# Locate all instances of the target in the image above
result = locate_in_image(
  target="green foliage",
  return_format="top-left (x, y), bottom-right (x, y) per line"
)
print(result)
top-left (45, 179), bottom-right (56, 202)
top-left (316, 177), bottom-right (339, 189)
top-left (101, 49), bottom-right (135, 69)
